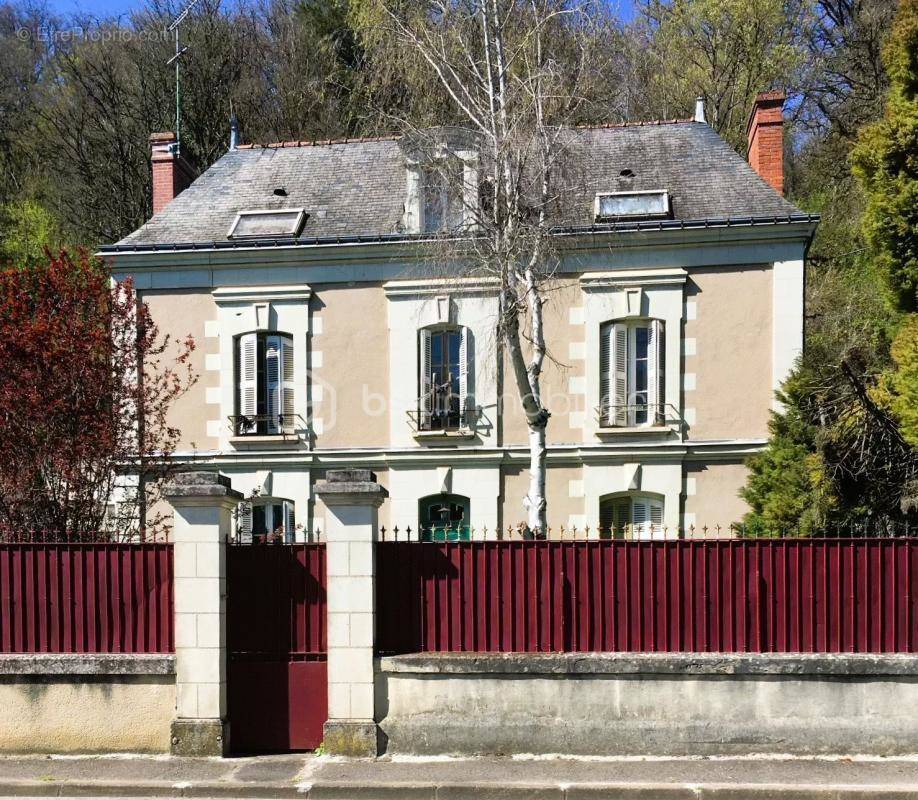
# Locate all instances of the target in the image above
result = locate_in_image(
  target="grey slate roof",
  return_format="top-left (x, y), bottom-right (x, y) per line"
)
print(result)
top-left (113, 121), bottom-right (803, 250)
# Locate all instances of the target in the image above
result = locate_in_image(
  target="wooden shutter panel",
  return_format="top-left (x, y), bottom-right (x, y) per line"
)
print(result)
top-left (599, 498), bottom-right (617, 539)
top-left (599, 323), bottom-right (612, 426)
top-left (649, 498), bottom-right (664, 538)
top-left (612, 323), bottom-right (628, 426)
top-left (648, 320), bottom-right (665, 424)
top-left (283, 501), bottom-right (295, 542)
top-left (237, 501), bottom-right (253, 544)
top-left (280, 335), bottom-right (295, 433)
top-left (458, 326), bottom-right (470, 426)
top-left (632, 497), bottom-right (649, 539)
top-left (238, 333), bottom-right (258, 424)
top-left (419, 329), bottom-right (433, 429)
top-left (265, 336), bottom-right (281, 433)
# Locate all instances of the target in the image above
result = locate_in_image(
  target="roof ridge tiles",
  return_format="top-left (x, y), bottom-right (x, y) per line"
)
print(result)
top-left (233, 120), bottom-right (698, 150)
top-left (235, 134), bottom-right (403, 150)
top-left (576, 118), bottom-right (696, 130)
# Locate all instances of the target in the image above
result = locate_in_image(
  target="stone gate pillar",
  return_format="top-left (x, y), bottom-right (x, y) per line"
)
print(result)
top-left (162, 471), bottom-right (242, 756)
top-left (315, 469), bottom-right (388, 757)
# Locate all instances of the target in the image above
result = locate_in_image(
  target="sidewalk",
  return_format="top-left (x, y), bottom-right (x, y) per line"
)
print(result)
top-left (0, 753), bottom-right (917, 798)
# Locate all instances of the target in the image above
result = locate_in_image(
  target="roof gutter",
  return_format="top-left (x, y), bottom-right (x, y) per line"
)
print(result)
top-left (97, 213), bottom-right (819, 258)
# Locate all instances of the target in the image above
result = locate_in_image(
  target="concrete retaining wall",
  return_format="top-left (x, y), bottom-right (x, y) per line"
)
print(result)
top-left (377, 652), bottom-right (918, 756)
top-left (0, 654), bottom-right (175, 754)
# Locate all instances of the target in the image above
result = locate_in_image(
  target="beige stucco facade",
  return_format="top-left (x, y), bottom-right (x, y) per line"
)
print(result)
top-left (310, 284), bottom-right (390, 449)
top-left (684, 265), bottom-right (773, 442)
top-left (116, 217), bottom-right (807, 539)
top-left (0, 675), bottom-right (174, 753)
top-left (140, 290), bottom-right (220, 453)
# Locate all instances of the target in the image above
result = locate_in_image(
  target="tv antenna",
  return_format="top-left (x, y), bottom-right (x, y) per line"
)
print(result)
top-left (166, 0), bottom-right (203, 156)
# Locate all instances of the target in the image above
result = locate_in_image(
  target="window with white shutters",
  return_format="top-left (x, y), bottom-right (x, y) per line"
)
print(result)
top-left (599, 494), bottom-right (665, 539)
top-left (599, 320), bottom-right (665, 427)
top-left (417, 326), bottom-right (472, 431)
top-left (236, 498), bottom-right (296, 543)
top-left (234, 332), bottom-right (295, 435)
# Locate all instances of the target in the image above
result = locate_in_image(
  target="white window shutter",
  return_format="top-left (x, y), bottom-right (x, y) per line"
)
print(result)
top-left (265, 335), bottom-right (281, 434)
top-left (632, 498), bottom-right (650, 539)
top-left (283, 501), bottom-right (295, 542)
top-left (279, 335), bottom-right (295, 433)
top-left (648, 320), bottom-right (665, 424)
top-left (649, 498), bottom-right (664, 537)
top-left (419, 329), bottom-right (433, 428)
top-left (612, 323), bottom-right (629, 426)
top-left (458, 326), bottom-right (470, 426)
top-left (238, 501), bottom-right (253, 544)
top-left (599, 324), bottom-right (612, 425)
top-left (239, 333), bottom-right (258, 423)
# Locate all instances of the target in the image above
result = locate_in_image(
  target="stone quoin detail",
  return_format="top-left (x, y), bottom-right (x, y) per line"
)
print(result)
top-left (162, 470), bottom-right (242, 757)
top-left (315, 469), bottom-right (388, 757)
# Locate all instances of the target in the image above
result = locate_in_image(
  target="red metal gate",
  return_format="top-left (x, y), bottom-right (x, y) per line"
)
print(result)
top-left (227, 543), bottom-right (327, 753)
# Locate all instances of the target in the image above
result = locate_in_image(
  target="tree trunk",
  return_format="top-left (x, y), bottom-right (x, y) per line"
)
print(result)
top-left (504, 293), bottom-right (549, 536)
top-left (526, 421), bottom-right (548, 534)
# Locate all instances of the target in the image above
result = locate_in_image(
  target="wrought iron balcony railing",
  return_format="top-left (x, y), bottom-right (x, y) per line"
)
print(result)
top-left (594, 402), bottom-right (683, 429)
top-left (406, 382), bottom-right (477, 433)
top-left (228, 413), bottom-right (305, 437)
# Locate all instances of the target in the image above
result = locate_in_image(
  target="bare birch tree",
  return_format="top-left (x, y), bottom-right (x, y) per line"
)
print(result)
top-left (371, 0), bottom-right (617, 533)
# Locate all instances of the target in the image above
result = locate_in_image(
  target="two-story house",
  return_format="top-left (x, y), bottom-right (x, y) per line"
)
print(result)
top-left (101, 92), bottom-right (816, 540)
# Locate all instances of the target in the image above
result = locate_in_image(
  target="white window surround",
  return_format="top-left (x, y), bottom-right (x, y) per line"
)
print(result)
top-left (218, 468), bottom-right (312, 543)
top-left (212, 285), bottom-right (311, 451)
top-left (384, 280), bottom-right (498, 448)
top-left (583, 461), bottom-right (681, 539)
top-left (599, 492), bottom-right (665, 539)
top-left (582, 269), bottom-right (685, 440)
top-left (403, 150), bottom-right (479, 234)
top-left (388, 465), bottom-right (499, 541)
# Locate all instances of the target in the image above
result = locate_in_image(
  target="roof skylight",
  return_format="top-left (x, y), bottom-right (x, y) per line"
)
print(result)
top-left (595, 190), bottom-right (670, 221)
top-left (228, 208), bottom-right (306, 238)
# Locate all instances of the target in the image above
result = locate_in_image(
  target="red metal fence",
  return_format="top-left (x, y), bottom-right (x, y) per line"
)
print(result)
top-left (0, 543), bottom-right (174, 653)
top-left (376, 539), bottom-right (918, 654)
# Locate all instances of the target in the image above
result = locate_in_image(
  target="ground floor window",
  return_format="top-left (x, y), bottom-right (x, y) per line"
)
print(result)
top-left (237, 498), bottom-right (295, 543)
top-left (599, 493), bottom-right (664, 539)
top-left (419, 494), bottom-right (471, 541)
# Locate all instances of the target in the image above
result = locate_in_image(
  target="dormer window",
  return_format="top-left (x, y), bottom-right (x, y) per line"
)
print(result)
top-left (594, 191), bottom-right (670, 221)
top-left (423, 163), bottom-right (463, 233)
top-left (227, 208), bottom-right (306, 238)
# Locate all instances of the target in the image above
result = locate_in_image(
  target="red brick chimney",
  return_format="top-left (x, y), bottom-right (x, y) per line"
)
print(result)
top-left (746, 91), bottom-right (786, 195)
top-left (150, 132), bottom-right (195, 215)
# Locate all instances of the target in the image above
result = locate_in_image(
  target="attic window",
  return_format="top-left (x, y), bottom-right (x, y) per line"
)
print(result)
top-left (595, 191), bottom-right (670, 221)
top-left (228, 208), bottom-right (306, 238)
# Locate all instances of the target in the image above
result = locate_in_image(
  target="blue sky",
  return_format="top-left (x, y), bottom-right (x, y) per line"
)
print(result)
top-left (48, 0), bottom-right (638, 24)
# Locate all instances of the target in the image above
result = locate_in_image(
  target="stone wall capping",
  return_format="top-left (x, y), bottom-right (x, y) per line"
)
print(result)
top-left (315, 469), bottom-right (389, 508)
top-left (0, 653), bottom-right (175, 676)
top-left (378, 651), bottom-right (918, 677)
top-left (162, 470), bottom-right (243, 501)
